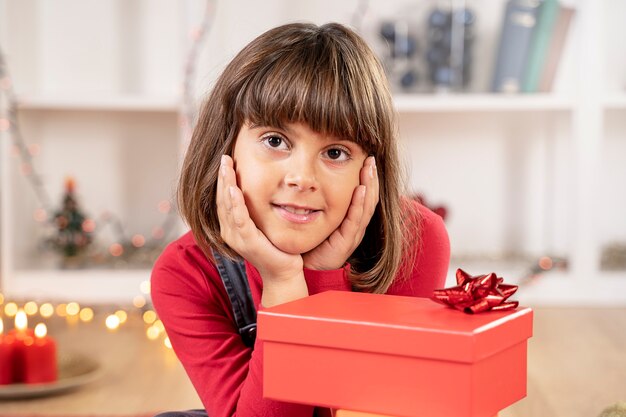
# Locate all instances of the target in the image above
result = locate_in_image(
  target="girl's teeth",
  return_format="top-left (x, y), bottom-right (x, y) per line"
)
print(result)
top-left (283, 206), bottom-right (312, 215)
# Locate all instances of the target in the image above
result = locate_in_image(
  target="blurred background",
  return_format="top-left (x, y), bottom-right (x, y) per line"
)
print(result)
top-left (0, 0), bottom-right (624, 415)
top-left (2, 0), bottom-right (625, 305)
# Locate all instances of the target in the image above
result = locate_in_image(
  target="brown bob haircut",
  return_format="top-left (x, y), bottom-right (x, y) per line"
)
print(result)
top-left (178, 22), bottom-right (418, 294)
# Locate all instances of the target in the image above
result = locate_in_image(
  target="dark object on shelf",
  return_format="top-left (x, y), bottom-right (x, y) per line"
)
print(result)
top-left (411, 193), bottom-right (448, 221)
top-left (400, 70), bottom-right (418, 89)
top-left (425, 6), bottom-right (476, 91)
top-left (380, 21), bottom-right (396, 42)
top-left (378, 20), bottom-right (419, 91)
top-left (491, 0), bottom-right (541, 93)
top-left (380, 21), bottom-right (418, 59)
top-left (49, 177), bottom-right (93, 264)
top-left (601, 243), bottom-right (626, 271)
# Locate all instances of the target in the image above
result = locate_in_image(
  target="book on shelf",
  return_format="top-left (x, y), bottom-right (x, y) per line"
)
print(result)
top-left (491, 0), bottom-right (542, 93)
top-left (537, 6), bottom-right (575, 92)
top-left (521, 0), bottom-right (560, 92)
top-left (491, 0), bottom-right (575, 94)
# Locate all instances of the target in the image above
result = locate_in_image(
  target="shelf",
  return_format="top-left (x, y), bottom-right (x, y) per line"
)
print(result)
top-left (603, 93), bottom-right (626, 109)
top-left (15, 95), bottom-right (182, 112)
top-left (445, 265), bottom-right (626, 306)
top-left (515, 271), bottom-right (626, 306)
top-left (393, 93), bottom-right (575, 113)
top-left (3, 269), bottom-right (151, 303)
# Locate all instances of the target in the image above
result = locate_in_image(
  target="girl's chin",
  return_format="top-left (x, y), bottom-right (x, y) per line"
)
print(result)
top-left (271, 238), bottom-right (320, 255)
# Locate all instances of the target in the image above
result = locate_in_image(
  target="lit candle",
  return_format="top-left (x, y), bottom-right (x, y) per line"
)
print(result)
top-left (9, 310), bottom-right (34, 339)
top-left (0, 318), bottom-right (16, 384)
top-left (9, 309), bottom-right (35, 382)
top-left (22, 323), bottom-right (58, 384)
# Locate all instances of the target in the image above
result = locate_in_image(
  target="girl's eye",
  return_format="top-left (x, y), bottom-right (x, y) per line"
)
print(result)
top-left (324, 147), bottom-right (350, 162)
top-left (261, 134), bottom-right (288, 150)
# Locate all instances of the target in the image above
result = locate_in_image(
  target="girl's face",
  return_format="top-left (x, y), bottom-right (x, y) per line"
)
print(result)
top-left (232, 121), bottom-right (368, 255)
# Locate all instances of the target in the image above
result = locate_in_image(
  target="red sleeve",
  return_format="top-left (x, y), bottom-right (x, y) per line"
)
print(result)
top-left (388, 200), bottom-right (451, 298)
top-left (150, 237), bottom-right (320, 417)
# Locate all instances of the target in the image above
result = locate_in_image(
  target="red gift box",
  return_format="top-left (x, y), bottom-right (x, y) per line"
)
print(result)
top-left (258, 291), bottom-right (533, 417)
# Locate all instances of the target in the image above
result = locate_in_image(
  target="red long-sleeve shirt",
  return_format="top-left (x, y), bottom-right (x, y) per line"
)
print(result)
top-left (151, 200), bottom-right (450, 417)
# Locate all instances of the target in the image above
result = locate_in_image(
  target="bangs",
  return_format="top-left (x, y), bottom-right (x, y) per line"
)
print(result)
top-left (232, 27), bottom-right (385, 154)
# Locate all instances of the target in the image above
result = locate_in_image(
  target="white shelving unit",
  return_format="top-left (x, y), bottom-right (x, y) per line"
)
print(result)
top-left (1, 0), bottom-right (625, 305)
top-left (0, 0), bottom-right (190, 304)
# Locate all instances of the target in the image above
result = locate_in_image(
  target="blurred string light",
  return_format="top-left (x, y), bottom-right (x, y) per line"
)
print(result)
top-left (4, 302), bottom-right (18, 317)
top-left (105, 314), bottom-right (121, 331)
top-left (350, 0), bottom-right (370, 33)
top-left (40, 303), bottom-right (54, 318)
top-left (115, 310), bottom-right (128, 324)
top-left (0, 286), bottom-right (165, 342)
top-left (181, 0), bottom-right (217, 140)
top-left (24, 301), bottom-right (38, 316)
top-left (0, 285), bottom-right (169, 346)
top-left (143, 310), bottom-right (157, 325)
top-left (133, 295), bottom-right (147, 308)
top-left (0, 52), bottom-right (53, 211)
top-left (79, 307), bottom-right (94, 322)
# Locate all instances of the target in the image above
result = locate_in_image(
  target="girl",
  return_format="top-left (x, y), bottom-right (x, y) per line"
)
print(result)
top-left (151, 22), bottom-right (450, 417)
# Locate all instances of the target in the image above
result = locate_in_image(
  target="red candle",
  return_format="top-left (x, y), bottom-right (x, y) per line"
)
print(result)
top-left (22, 323), bottom-right (57, 384)
top-left (0, 318), bottom-right (16, 385)
top-left (8, 310), bottom-right (34, 382)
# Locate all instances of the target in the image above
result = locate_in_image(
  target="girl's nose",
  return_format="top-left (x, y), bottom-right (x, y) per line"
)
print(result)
top-left (283, 163), bottom-right (318, 192)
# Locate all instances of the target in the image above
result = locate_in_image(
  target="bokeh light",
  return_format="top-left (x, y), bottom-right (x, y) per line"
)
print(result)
top-left (40, 303), bottom-right (54, 318)
top-left (105, 314), bottom-right (120, 330)
top-left (79, 307), bottom-right (94, 322)
top-left (142, 310), bottom-right (157, 325)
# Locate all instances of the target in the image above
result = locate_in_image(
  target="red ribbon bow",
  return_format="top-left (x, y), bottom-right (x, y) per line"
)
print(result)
top-left (431, 269), bottom-right (519, 314)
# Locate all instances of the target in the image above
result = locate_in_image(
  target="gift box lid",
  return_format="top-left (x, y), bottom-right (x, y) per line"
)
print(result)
top-left (258, 291), bottom-right (533, 363)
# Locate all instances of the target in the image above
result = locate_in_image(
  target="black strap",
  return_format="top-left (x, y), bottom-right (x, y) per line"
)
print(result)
top-left (211, 248), bottom-right (257, 348)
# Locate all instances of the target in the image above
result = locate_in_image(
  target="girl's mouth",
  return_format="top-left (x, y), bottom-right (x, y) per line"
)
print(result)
top-left (281, 206), bottom-right (314, 215)
top-left (272, 204), bottom-right (320, 224)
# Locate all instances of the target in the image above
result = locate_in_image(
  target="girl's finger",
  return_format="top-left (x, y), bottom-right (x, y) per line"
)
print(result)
top-left (361, 156), bottom-right (379, 220)
top-left (216, 156), bottom-right (230, 231)
top-left (226, 184), bottom-right (261, 249)
top-left (217, 155), bottom-right (251, 248)
top-left (336, 184), bottom-right (366, 244)
top-left (368, 157), bottom-right (379, 217)
top-left (228, 186), bottom-right (248, 230)
top-left (356, 158), bottom-right (373, 216)
top-left (220, 155), bottom-right (236, 211)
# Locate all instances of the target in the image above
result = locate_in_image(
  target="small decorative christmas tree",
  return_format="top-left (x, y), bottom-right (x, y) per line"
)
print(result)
top-left (51, 177), bottom-right (92, 262)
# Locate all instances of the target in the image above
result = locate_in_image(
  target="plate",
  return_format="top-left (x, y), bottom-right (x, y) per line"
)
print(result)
top-left (0, 352), bottom-right (102, 399)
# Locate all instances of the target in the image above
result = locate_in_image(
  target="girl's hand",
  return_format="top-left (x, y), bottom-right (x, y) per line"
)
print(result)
top-left (302, 156), bottom-right (379, 270)
top-left (217, 155), bottom-right (305, 286)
